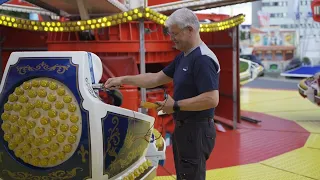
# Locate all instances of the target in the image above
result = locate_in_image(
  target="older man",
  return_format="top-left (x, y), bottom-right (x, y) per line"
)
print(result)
top-left (104, 8), bottom-right (219, 180)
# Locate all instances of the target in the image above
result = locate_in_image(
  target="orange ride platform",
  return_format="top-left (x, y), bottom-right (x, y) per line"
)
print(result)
top-left (155, 87), bottom-right (320, 180)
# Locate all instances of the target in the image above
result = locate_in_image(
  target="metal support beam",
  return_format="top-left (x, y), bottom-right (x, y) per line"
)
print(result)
top-left (139, 19), bottom-right (147, 114)
top-left (76, 0), bottom-right (90, 20)
top-left (232, 26), bottom-right (238, 130)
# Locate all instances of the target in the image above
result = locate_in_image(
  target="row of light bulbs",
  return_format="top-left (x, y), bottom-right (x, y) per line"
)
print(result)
top-left (0, 7), bottom-right (244, 32)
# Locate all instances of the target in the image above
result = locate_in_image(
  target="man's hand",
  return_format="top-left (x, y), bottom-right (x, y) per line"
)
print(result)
top-left (155, 94), bottom-right (175, 114)
top-left (104, 77), bottom-right (124, 90)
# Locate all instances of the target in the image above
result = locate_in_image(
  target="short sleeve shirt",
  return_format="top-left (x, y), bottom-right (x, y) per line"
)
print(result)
top-left (162, 42), bottom-right (220, 120)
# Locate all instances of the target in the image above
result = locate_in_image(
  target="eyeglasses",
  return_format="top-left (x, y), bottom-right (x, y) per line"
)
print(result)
top-left (166, 26), bottom-right (188, 37)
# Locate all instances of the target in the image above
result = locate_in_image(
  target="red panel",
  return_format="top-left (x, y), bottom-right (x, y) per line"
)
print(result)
top-left (1, 27), bottom-right (47, 48)
top-left (200, 28), bottom-right (238, 123)
top-left (98, 56), bottom-right (139, 81)
top-left (148, 0), bottom-right (181, 6)
top-left (0, 27), bottom-right (47, 73)
top-left (157, 111), bottom-right (310, 176)
top-left (312, 0), bottom-right (320, 22)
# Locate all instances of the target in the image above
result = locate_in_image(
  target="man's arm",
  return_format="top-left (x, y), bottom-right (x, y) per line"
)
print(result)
top-left (121, 71), bottom-right (172, 88)
top-left (177, 90), bottom-right (219, 111)
top-left (177, 55), bottom-right (220, 111)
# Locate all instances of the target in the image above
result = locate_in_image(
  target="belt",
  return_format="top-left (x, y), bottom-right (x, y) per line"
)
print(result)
top-left (176, 117), bottom-right (213, 126)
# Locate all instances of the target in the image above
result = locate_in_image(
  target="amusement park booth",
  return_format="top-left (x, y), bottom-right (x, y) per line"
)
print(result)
top-left (0, 0), bottom-right (251, 179)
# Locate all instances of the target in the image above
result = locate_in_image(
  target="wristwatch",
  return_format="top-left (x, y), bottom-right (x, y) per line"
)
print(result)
top-left (173, 101), bottom-right (180, 112)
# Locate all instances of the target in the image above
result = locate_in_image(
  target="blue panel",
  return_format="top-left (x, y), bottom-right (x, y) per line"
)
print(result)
top-left (0, 0), bottom-right (9, 5)
top-left (102, 112), bottom-right (150, 178)
top-left (0, 57), bottom-right (91, 179)
top-left (285, 66), bottom-right (320, 76)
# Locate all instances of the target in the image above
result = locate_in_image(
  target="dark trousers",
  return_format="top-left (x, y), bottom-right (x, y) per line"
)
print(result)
top-left (172, 119), bottom-right (216, 180)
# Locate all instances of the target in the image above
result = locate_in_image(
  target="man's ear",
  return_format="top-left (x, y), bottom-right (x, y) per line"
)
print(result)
top-left (163, 26), bottom-right (169, 36)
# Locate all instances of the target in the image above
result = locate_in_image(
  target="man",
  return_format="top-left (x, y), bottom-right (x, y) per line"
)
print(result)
top-left (104, 8), bottom-right (219, 180)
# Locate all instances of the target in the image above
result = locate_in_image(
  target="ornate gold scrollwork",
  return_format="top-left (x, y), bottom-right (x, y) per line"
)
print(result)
top-left (105, 116), bottom-right (120, 158)
top-left (2, 167), bottom-right (83, 180)
top-left (77, 145), bottom-right (89, 163)
top-left (16, 61), bottom-right (70, 75)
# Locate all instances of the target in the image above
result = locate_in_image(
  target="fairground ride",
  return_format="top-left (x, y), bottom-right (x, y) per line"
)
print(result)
top-left (0, 0), bottom-right (256, 179)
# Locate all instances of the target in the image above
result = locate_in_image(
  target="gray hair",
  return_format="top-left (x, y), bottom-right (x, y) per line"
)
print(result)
top-left (165, 8), bottom-right (200, 32)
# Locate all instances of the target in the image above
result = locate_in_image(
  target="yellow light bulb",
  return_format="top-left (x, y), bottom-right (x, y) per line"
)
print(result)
top-left (31, 148), bottom-right (40, 156)
top-left (57, 134), bottom-right (65, 143)
top-left (55, 101), bottom-right (64, 109)
top-left (63, 95), bottom-right (72, 103)
top-left (1, 122), bottom-right (11, 131)
top-left (31, 110), bottom-right (41, 119)
top-left (41, 147), bottom-right (51, 156)
top-left (139, 166), bottom-right (145, 173)
top-left (70, 125), bottom-right (79, 134)
top-left (60, 124), bottom-right (69, 132)
top-left (1, 112), bottom-right (10, 121)
top-left (40, 117), bottom-right (49, 125)
top-left (8, 142), bottom-right (17, 150)
top-left (34, 138), bottom-right (42, 146)
top-left (20, 127), bottom-right (29, 136)
top-left (14, 87), bottom-right (24, 95)
top-left (4, 133), bottom-right (12, 141)
top-left (49, 156), bottom-right (58, 164)
top-left (68, 103), bottom-right (76, 112)
top-left (48, 128), bottom-right (57, 137)
top-left (63, 144), bottom-right (72, 153)
top-left (9, 94), bottom-right (18, 102)
top-left (22, 82), bottom-right (31, 90)
top-left (35, 127), bottom-right (45, 136)
top-left (27, 90), bottom-right (37, 98)
top-left (18, 95), bottom-right (29, 103)
top-left (31, 80), bottom-right (40, 87)
top-left (22, 154), bottom-right (32, 163)
top-left (57, 87), bottom-right (65, 96)
top-left (35, 100), bottom-right (43, 108)
top-left (42, 136), bottom-right (51, 144)
top-left (49, 82), bottom-right (58, 90)
top-left (13, 104), bottom-right (22, 111)
top-left (14, 134), bottom-right (24, 144)
top-left (50, 143), bottom-right (60, 152)
top-left (14, 149), bottom-right (24, 157)
top-left (40, 80), bottom-right (49, 87)
top-left (70, 115), bottom-right (79, 123)
top-left (10, 125), bottom-right (19, 133)
top-left (40, 158), bottom-right (49, 166)
top-left (26, 135), bottom-right (35, 143)
top-left (37, 89), bottom-right (47, 98)
top-left (50, 119), bottom-right (59, 128)
top-left (26, 121), bottom-right (36, 129)
top-left (9, 115), bottom-right (18, 123)
top-left (47, 93), bottom-right (57, 102)
top-left (31, 157), bottom-right (40, 166)
top-left (4, 103), bottom-right (12, 111)
top-left (59, 112), bottom-right (68, 120)
top-left (17, 118), bottom-right (27, 126)
top-left (19, 108), bottom-right (29, 117)
top-left (27, 102), bottom-right (36, 110)
top-left (42, 102), bottom-right (51, 111)
top-left (143, 162), bottom-right (149, 169)
top-left (134, 169), bottom-right (140, 177)
top-left (22, 143), bottom-right (31, 152)
top-left (68, 135), bottom-right (76, 144)
top-left (48, 110), bottom-right (57, 118)
top-left (58, 152), bottom-right (65, 160)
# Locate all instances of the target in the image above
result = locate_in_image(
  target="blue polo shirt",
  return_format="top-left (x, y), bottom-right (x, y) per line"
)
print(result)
top-left (162, 42), bottom-right (220, 121)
